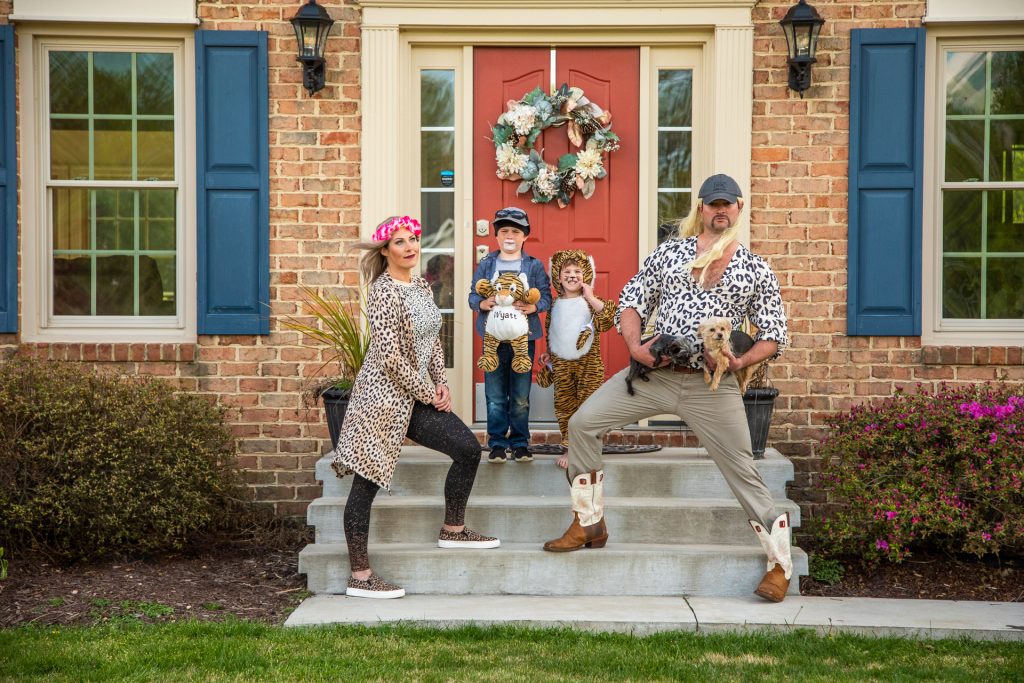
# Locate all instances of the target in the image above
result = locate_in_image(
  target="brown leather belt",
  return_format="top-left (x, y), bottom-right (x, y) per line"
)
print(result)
top-left (668, 365), bottom-right (701, 374)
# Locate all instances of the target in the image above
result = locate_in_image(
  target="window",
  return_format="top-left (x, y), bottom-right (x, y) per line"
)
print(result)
top-left (656, 69), bottom-right (693, 245)
top-left (20, 30), bottom-right (194, 342)
top-left (939, 47), bottom-right (1024, 324)
top-left (419, 68), bottom-right (456, 366)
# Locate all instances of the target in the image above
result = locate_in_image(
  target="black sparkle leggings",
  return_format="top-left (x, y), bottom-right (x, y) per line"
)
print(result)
top-left (344, 402), bottom-right (482, 572)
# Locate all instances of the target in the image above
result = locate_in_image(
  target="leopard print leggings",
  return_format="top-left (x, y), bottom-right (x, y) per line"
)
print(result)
top-left (344, 401), bottom-right (482, 572)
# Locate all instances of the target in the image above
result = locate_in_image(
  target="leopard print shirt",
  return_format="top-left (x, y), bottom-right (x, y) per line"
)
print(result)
top-left (395, 280), bottom-right (442, 384)
top-left (615, 236), bottom-right (788, 369)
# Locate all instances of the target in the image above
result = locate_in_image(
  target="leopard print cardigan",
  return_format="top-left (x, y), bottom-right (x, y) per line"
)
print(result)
top-left (331, 272), bottom-right (448, 490)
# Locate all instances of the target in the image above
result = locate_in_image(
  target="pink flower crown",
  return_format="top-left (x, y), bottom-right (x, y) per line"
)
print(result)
top-left (373, 216), bottom-right (422, 243)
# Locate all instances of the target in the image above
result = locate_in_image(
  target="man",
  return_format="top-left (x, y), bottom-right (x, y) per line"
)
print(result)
top-left (542, 173), bottom-right (793, 602)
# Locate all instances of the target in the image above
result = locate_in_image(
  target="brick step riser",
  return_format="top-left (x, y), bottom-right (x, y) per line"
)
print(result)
top-left (300, 547), bottom-right (808, 597)
top-left (315, 456), bottom-right (793, 500)
top-left (307, 499), bottom-right (800, 546)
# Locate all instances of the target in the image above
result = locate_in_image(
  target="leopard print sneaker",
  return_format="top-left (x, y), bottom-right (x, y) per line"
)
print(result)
top-left (345, 573), bottom-right (406, 599)
top-left (438, 527), bottom-right (501, 549)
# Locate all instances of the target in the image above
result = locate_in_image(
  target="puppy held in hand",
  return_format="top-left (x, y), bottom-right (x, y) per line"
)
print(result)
top-left (698, 318), bottom-right (760, 393)
top-left (625, 334), bottom-right (695, 396)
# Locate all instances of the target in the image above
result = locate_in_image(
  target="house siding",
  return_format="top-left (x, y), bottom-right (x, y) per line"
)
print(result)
top-left (2, 1), bottom-right (1021, 520)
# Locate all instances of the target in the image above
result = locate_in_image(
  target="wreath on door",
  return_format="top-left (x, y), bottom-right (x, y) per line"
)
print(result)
top-left (492, 83), bottom-right (619, 208)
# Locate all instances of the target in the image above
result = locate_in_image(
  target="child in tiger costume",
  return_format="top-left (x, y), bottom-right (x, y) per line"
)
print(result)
top-left (536, 249), bottom-right (617, 468)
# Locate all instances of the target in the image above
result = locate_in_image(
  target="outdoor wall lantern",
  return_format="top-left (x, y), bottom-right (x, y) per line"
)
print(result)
top-left (290, 0), bottom-right (335, 96)
top-left (779, 0), bottom-right (825, 97)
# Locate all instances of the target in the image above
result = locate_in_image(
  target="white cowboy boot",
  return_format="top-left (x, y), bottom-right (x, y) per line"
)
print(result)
top-left (749, 512), bottom-right (793, 602)
top-left (543, 470), bottom-right (608, 552)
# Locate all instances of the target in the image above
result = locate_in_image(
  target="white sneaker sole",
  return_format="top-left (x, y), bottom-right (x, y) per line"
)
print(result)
top-left (438, 538), bottom-right (501, 549)
top-left (346, 586), bottom-right (406, 599)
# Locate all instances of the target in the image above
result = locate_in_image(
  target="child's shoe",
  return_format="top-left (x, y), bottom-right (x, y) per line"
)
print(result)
top-left (488, 446), bottom-right (507, 463)
top-left (512, 446), bottom-right (533, 462)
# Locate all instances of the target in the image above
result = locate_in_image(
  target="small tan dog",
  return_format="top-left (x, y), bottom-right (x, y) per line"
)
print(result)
top-left (698, 317), bottom-right (759, 393)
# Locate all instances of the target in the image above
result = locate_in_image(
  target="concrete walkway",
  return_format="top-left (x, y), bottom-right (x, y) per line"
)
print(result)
top-left (284, 594), bottom-right (1024, 641)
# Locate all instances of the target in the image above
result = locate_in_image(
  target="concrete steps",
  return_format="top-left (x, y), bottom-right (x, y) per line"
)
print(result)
top-left (299, 542), bottom-right (807, 597)
top-left (299, 446), bottom-right (808, 598)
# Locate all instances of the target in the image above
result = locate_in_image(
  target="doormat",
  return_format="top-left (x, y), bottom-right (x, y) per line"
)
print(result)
top-left (483, 444), bottom-right (663, 455)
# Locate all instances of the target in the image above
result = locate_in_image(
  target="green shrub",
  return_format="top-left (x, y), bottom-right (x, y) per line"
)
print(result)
top-left (808, 554), bottom-right (845, 585)
top-left (0, 357), bottom-right (245, 562)
top-left (814, 383), bottom-right (1024, 564)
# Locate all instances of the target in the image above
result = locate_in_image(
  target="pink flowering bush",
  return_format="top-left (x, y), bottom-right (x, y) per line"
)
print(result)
top-left (815, 383), bottom-right (1024, 563)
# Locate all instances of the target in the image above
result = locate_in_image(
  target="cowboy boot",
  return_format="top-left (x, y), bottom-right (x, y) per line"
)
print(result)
top-left (543, 470), bottom-right (608, 552)
top-left (749, 512), bottom-right (793, 602)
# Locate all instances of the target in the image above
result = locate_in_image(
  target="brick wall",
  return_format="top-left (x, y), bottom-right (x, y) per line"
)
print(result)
top-left (751, 0), bottom-right (1024, 517)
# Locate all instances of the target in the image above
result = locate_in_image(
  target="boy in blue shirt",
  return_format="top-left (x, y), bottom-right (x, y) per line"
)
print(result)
top-left (468, 207), bottom-right (552, 463)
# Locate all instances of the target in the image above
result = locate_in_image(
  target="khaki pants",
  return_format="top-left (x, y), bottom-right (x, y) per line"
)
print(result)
top-left (567, 366), bottom-right (778, 527)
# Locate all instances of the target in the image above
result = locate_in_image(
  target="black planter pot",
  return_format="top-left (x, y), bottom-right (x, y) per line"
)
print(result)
top-left (320, 387), bottom-right (351, 450)
top-left (742, 387), bottom-right (779, 459)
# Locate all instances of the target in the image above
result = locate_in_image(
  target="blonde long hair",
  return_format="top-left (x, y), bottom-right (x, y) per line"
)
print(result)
top-left (351, 216), bottom-right (401, 284)
top-left (675, 201), bottom-right (742, 287)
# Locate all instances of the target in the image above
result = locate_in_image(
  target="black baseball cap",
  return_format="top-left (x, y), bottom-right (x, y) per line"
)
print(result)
top-left (493, 206), bottom-right (530, 235)
top-left (697, 174), bottom-right (742, 204)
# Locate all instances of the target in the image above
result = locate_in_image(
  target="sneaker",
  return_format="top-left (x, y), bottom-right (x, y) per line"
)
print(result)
top-left (488, 446), bottom-right (507, 463)
top-left (438, 527), bottom-right (501, 549)
top-left (512, 446), bottom-right (533, 462)
top-left (345, 573), bottom-right (405, 599)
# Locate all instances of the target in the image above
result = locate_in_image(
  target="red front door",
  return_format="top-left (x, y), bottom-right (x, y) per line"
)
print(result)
top-left (472, 47), bottom-right (640, 414)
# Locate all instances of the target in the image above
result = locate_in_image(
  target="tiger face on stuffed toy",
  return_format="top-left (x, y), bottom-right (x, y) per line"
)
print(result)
top-left (476, 271), bottom-right (540, 373)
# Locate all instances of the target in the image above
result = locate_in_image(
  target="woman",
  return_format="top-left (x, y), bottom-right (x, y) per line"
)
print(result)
top-left (332, 215), bottom-right (499, 599)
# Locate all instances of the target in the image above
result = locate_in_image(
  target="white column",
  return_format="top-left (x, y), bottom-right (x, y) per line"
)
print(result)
top-left (713, 25), bottom-right (754, 245)
top-left (360, 25), bottom-right (400, 239)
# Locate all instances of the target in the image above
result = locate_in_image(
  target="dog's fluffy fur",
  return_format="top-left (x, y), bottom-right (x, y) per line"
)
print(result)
top-left (625, 334), bottom-right (694, 396)
top-left (697, 318), bottom-right (761, 393)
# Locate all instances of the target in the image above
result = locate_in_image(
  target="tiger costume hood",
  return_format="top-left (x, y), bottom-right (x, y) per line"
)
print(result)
top-left (549, 249), bottom-right (595, 297)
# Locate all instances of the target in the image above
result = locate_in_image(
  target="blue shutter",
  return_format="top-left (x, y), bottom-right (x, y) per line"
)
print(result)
top-left (195, 30), bottom-right (269, 334)
top-left (0, 26), bottom-right (16, 333)
top-left (848, 28), bottom-right (924, 336)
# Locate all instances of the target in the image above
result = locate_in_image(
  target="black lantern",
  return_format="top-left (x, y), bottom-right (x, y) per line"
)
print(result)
top-left (779, 0), bottom-right (825, 97)
top-left (291, 0), bottom-right (335, 96)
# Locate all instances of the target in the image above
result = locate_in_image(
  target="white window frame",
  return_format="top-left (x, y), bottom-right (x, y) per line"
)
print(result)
top-left (922, 29), bottom-right (1024, 346)
top-left (19, 25), bottom-right (197, 342)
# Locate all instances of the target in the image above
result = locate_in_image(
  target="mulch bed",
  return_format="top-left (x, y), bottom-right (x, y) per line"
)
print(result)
top-left (2, 545), bottom-right (1020, 628)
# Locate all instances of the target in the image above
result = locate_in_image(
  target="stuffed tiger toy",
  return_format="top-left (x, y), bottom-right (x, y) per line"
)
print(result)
top-left (535, 249), bottom-right (617, 450)
top-left (475, 271), bottom-right (541, 374)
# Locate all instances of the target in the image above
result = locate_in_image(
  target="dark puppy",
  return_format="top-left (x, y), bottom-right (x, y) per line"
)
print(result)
top-left (625, 334), bottom-right (695, 396)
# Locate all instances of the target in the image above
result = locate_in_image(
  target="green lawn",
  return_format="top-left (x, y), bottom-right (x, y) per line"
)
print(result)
top-left (1, 622), bottom-right (1021, 682)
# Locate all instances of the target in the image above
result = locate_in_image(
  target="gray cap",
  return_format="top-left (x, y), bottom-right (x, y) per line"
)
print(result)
top-left (493, 206), bottom-right (530, 234)
top-left (697, 174), bottom-right (742, 204)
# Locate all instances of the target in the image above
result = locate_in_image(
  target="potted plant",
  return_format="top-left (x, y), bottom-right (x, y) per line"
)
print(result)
top-left (282, 286), bottom-right (370, 449)
top-left (742, 361), bottom-right (778, 460)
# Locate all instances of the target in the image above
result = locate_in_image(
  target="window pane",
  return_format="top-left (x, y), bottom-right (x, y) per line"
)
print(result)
top-left (658, 131), bottom-right (691, 188)
top-left (420, 191), bottom-right (454, 250)
top-left (991, 51), bottom-right (1024, 116)
top-left (987, 189), bottom-right (1024, 252)
top-left (421, 131), bottom-right (454, 188)
top-left (657, 192), bottom-right (690, 244)
top-left (658, 70), bottom-right (692, 127)
top-left (92, 52), bottom-right (132, 115)
top-left (95, 189), bottom-right (135, 251)
top-left (140, 190), bottom-right (176, 251)
top-left (942, 191), bottom-right (982, 252)
top-left (50, 118), bottom-right (89, 180)
top-left (53, 256), bottom-right (92, 315)
top-left (440, 312), bottom-right (454, 368)
top-left (942, 257), bottom-right (981, 319)
top-left (137, 53), bottom-right (174, 116)
top-left (94, 119), bottom-right (133, 180)
top-left (421, 70), bottom-right (454, 127)
top-left (945, 120), bottom-right (985, 181)
top-left (94, 255), bottom-right (136, 315)
top-left (987, 257), bottom-right (1024, 319)
top-left (945, 52), bottom-right (986, 116)
top-left (49, 52), bottom-right (88, 114)
top-left (52, 187), bottom-right (90, 250)
top-left (424, 253), bottom-right (455, 310)
top-left (140, 255), bottom-right (176, 316)
top-left (989, 120), bottom-right (1024, 184)
top-left (138, 119), bottom-right (175, 180)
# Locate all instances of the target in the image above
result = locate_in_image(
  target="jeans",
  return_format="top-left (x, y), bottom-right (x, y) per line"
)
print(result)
top-left (484, 340), bottom-right (535, 449)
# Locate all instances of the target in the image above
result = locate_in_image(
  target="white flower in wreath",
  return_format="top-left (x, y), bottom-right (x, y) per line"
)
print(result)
top-left (495, 143), bottom-right (529, 178)
top-left (503, 103), bottom-right (539, 137)
top-left (534, 165), bottom-right (559, 198)
top-left (573, 146), bottom-right (604, 181)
